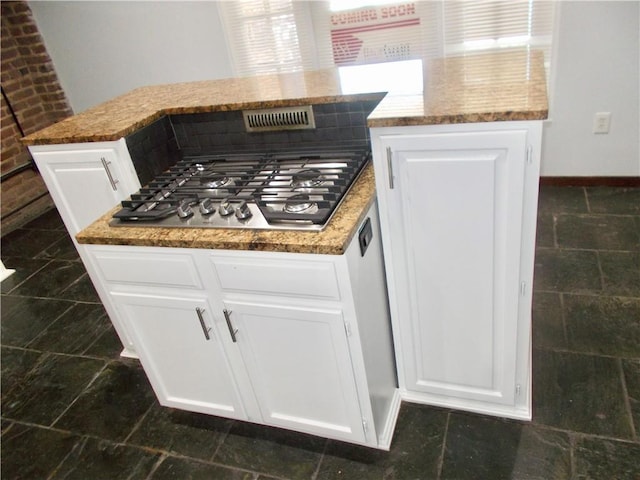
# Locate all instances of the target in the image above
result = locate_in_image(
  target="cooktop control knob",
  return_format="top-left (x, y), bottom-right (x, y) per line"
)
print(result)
top-left (199, 198), bottom-right (216, 215)
top-left (218, 198), bottom-right (234, 216)
top-left (235, 201), bottom-right (252, 220)
top-left (177, 200), bottom-right (194, 219)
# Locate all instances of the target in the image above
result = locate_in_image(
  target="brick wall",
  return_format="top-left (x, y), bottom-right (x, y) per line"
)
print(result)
top-left (1, 1), bottom-right (73, 235)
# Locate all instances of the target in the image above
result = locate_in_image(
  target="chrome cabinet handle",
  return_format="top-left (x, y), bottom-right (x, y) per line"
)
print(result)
top-left (386, 147), bottom-right (394, 189)
top-left (223, 309), bottom-right (238, 343)
top-left (195, 307), bottom-right (211, 340)
top-left (101, 157), bottom-right (119, 191)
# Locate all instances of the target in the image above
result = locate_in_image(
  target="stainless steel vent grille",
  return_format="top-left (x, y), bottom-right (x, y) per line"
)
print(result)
top-left (243, 106), bottom-right (315, 132)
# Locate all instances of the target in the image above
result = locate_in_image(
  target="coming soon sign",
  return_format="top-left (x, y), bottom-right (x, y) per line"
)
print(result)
top-left (330, 3), bottom-right (421, 66)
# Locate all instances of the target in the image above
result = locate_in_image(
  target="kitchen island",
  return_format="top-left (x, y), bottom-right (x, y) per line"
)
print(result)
top-left (23, 47), bottom-right (548, 447)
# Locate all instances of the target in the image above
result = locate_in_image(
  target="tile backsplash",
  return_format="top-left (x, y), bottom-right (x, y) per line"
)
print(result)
top-left (125, 116), bottom-right (180, 186)
top-left (170, 100), bottom-right (380, 155)
top-left (124, 100), bottom-right (381, 186)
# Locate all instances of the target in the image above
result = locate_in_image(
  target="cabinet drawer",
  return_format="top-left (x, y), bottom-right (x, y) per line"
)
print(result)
top-left (212, 257), bottom-right (340, 300)
top-left (93, 250), bottom-right (202, 289)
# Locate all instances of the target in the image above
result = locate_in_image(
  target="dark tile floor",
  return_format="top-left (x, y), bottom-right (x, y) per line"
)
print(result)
top-left (1, 185), bottom-right (639, 479)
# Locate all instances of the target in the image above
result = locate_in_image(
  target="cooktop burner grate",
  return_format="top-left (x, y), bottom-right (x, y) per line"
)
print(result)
top-left (111, 147), bottom-right (370, 231)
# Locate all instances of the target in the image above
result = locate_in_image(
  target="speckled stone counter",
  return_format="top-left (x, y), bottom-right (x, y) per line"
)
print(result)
top-left (367, 49), bottom-right (548, 127)
top-left (22, 49), bottom-right (548, 146)
top-left (75, 163), bottom-right (377, 255)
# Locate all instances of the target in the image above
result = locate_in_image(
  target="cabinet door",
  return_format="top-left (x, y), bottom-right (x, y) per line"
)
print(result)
top-left (380, 130), bottom-right (528, 408)
top-left (223, 300), bottom-right (366, 444)
top-left (33, 146), bottom-right (138, 235)
top-left (111, 292), bottom-right (247, 420)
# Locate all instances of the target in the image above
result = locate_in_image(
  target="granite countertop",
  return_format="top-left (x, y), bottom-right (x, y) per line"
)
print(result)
top-left (43, 49), bottom-right (548, 255)
top-left (367, 49), bottom-right (548, 127)
top-left (75, 162), bottom-right (377, 255)
top-left (22, 49), bottom-right (548, 145)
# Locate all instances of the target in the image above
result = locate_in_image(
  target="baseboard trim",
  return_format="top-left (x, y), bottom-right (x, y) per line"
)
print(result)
top-left (540, 176), bottom-right (640, 187)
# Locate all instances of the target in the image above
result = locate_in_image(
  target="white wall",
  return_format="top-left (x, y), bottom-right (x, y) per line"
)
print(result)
top-left (29, 1), bottom-right (233, 113)
top-left (542, 1), bottom-right (639, 176)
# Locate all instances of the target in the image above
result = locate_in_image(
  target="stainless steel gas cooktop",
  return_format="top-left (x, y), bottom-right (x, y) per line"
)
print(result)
top-left (110, 147), bottom-right (371, 231)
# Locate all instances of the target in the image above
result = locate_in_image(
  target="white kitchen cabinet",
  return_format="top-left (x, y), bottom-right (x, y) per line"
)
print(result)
top-left (29, 140), bottom-right (142, 357)
top-left (370, 122), bottom-right (542, 420)
top-left (222, 299), bottom-right (368, 444)
top-left (83, 204), bottom-right (400, 449)
top-left (109, 291), bottom-right (247, 420)
top-left (29, 140), bottom-right (140, 236)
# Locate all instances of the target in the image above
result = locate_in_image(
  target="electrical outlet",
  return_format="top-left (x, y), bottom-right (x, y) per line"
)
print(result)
top-left (593, 112), bottom-right (611, 134)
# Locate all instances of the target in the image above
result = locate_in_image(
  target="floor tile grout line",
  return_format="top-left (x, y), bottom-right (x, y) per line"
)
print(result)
top-left (22, 302), bottom-right (79, 351)
top-left (436, 410), bottom-right (451, 479)
top-left (553, 212), bottom-right (640, 219)
top-left (145, 448), bottom-right (284, 480)
top-left (310, 438), bottom-right (330, 480)
top-left (617, 357), bottom-right (638, 442)
top-left (56, 271), bottom-right (91, 298)
top-left (49, 361), bottom-right (110, 429)
top-left (525, 419), bottom-right (640, 445)
top-left (535, 245), bottom-right (640, 254)
top-left (582, 186), bottom-right (591, 214)
top-left (3, 417), bottom-right (251, 479)
top-left (552, 212), bottom-right (559, 248)
top-left (1, 291), bottom-right (102, 305)
top-left (46, 435), bottom-right (88, 480)
top-left (0, 343), bottom-right (122, 364)
top-left (0, 350), bottom-right (54, 402)
top-left (532, 345), bottom-right (640, 363)
top-left (1, 416), bottom-right (239, 457)
top-left (143, 453), bottom-right (168, 480)
top-left (533, 289), bottom-right (640, 301)
top-left (80, 319), bottom-right (117, 357)
top-left (559, 292), bottom-right (569, 347)
top-left (122, 399), bottom-right (156, 444)
top-left (568, 432), bottom-right (578, 480)
top-left (594, 250), bottom-right (606, 292)
top-left (1, 417), bottom-right (77, 437)
top-left (208, 419), bottom-right (236, 463)
top-left (0, 258), bottom-right (56, 295)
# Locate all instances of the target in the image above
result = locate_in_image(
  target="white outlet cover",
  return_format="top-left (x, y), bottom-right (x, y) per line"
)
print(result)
top-left (593, 112), bottom-right (611, 134)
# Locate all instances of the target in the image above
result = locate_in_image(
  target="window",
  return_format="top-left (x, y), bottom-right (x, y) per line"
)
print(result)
top-left (218, 0), bottom-right (319, 76)
top-left (219, 1), bottom-right (555, 77)
top-left (442, 0), bottom-right (555, 57)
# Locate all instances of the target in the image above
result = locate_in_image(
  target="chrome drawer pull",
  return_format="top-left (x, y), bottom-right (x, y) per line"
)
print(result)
top-left (223, 309), bottom-right (238, 343)
top-left (101, 157), bottom-right (119, 191)
top-left (195, 307), bottom-right (211, 340)
top-left (386, 147), bottom-right (394, 189)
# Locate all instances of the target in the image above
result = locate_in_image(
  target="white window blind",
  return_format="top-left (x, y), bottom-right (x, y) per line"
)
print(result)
top-left (442, 0), bottom-right (555, 58)
top-left (218, 0), bottom-right (320, 76)
top-left (219, 1), bottom-right (555, 77)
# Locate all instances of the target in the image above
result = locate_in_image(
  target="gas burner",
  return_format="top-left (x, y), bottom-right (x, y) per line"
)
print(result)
top-left (284, 194), bottom-right (316, 214)
top-left (291, 169), bottom-right (324, 188)
top-left (200, 176), bottom-right (234, 189)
